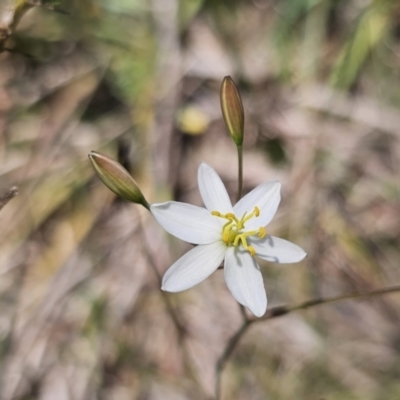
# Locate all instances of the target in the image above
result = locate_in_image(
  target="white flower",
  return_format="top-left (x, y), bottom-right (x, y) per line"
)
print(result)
top-left (151, 163), bottom-right (306, 317)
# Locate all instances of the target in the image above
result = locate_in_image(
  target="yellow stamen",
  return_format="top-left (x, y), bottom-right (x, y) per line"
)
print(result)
top-left (226, 213), bottom-right (239, 224)
top-left (258, 227), bottom-right (266, 238)
top-left (210, 208), bottom-right (264, 257)
top-left (248, 246), bottom-right (256, 257)
top-left (240, 206), bottom-right (260, 226)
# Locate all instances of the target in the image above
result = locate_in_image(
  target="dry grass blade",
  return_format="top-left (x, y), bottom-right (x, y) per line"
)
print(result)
top-left (0, 186), bottom-right (18, 212)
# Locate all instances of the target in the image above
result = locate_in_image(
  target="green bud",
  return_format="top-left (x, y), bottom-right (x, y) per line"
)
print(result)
top-left (220, 76), bottom-right (244, 146)
top-left (89, 151), bottom-right (150, 210)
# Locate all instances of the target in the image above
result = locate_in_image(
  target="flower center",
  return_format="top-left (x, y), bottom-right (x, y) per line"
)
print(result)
top-left (211, 206), bottom-right (266, 256)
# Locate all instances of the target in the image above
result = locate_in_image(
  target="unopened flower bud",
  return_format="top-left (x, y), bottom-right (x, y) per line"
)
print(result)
top-left (89, 151), bottom-right (149, 210)
top-left (220, 76), bottom-right (244, 146)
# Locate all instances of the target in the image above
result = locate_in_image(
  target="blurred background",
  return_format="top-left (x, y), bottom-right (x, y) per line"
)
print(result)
top-left (1, 0), bottom-right (400, 399)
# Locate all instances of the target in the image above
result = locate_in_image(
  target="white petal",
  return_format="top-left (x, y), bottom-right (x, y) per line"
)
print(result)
top-left (198, 163), bottom-right (233, 214)
top-left (224, 247), bottom-right (267, 317)
top-left (151, 202), bottom-right (221, 244)
top-left (250, 235), bottom-right (307, 263)
top-left (233, 181), bottom-right (281, 230)
top-left (162, 242), bottom-right (226, 292)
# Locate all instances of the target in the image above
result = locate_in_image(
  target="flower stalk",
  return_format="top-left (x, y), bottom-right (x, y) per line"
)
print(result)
top-left (237, 144), bottom-right (243, 202)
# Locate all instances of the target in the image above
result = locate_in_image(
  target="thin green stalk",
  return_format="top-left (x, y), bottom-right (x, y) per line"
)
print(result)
top-left (235, 144), bottom-right (247, 321)
top-left (216, 139), bottom-right (246, 399)
top-left (236, 145), bottom-right (243, 202)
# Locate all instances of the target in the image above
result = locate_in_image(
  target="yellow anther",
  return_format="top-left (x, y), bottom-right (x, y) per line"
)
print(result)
top-left (254, 206), bottom-right (260, 217)
top-left (258, 227), bottom-right (266, 238)
top-left (248, 246), bottom-right (256, 257)
top-left (226, 213), bottom-right (240, 224)
top-left (211, 211), bottom-right (221, 216)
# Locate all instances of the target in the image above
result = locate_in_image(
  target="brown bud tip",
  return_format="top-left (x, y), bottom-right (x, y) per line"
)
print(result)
top-left (89, 151), bottom-right (149, 209)
top-left (220, 76), bottom-right (244, 146)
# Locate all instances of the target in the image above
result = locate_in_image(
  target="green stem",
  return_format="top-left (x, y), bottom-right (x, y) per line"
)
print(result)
top-left (234, 144), bottom-right (248, 344)
top-left (236, 145), bottom-right (243, 203)
top-left (216, 139), bottom-right (245, 398)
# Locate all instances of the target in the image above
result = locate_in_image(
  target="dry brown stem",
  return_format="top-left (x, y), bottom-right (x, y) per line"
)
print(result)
top-left (215, 284), bottom-right (400, 400)
top-left (0, 186), bottom-right (18, 212)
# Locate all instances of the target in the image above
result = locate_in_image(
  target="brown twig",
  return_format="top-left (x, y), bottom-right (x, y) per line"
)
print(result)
top-left (215, 284), bottom-right (400, 400)
top-left (0, 186), bottom-right (18, 212)
top-left (259, 284), bottom-right (400, 321)
top-left (215, 318), bottom-right (251, 400)
top-left (0, 0), bottom-right (68, 53)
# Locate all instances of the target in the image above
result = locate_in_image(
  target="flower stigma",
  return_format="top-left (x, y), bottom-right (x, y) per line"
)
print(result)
top-left (211, 206), bottom-right (266, 256)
